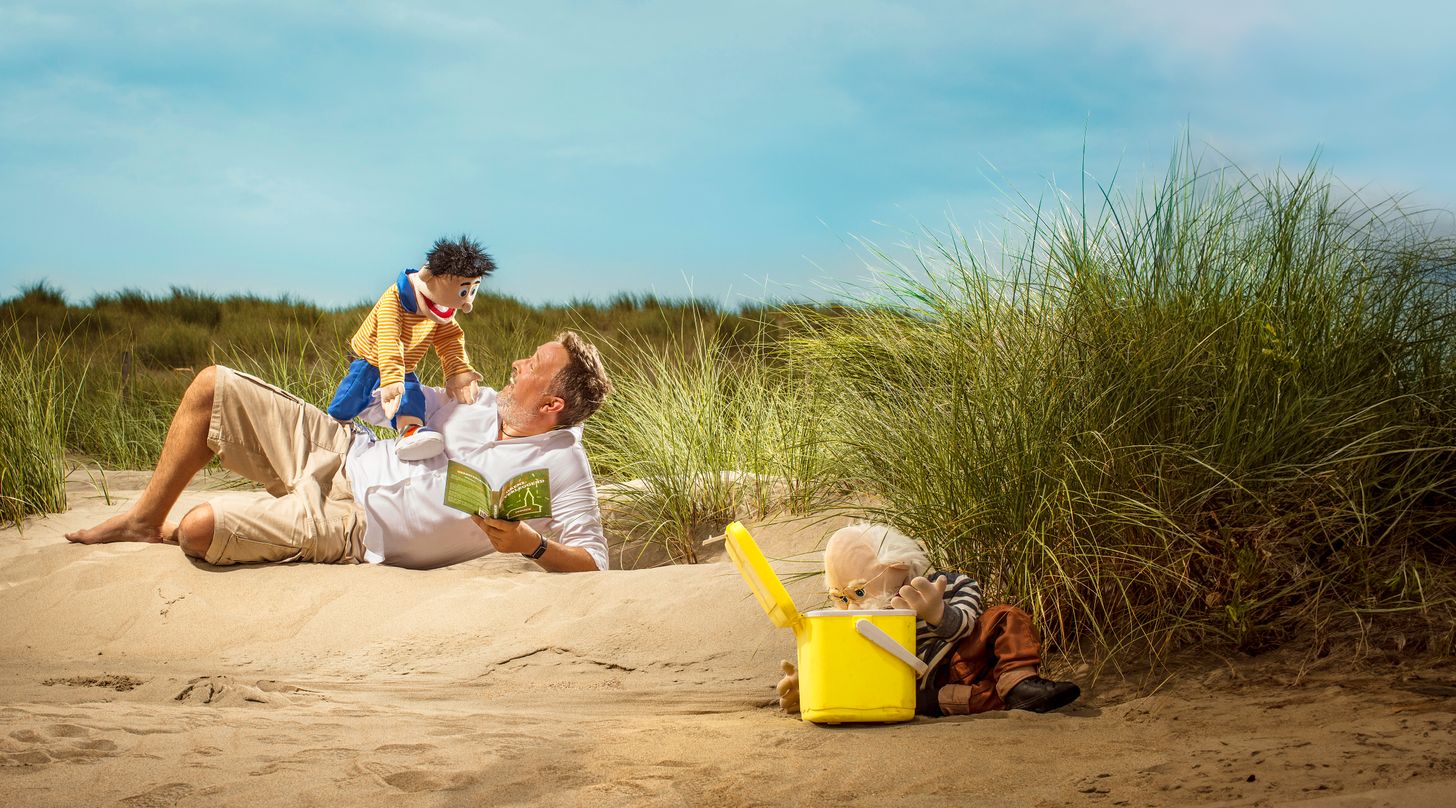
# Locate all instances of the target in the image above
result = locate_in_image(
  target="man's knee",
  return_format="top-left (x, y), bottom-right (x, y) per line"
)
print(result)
top-left (186, 365), bottom-right (219, 409)
top-left (178, 504), bottom-right (215, 559)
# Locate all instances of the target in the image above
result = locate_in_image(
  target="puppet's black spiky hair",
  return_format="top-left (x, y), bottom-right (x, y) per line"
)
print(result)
top-left (425, 235), bottom-right (496, 279)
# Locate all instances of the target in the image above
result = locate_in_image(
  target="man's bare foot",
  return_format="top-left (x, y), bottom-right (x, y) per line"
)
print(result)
top-left (65, 512), bottom-right (168, 545)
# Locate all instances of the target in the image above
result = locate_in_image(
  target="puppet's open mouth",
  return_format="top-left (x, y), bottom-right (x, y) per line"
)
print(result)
top-left (420, 295), bottom-right (455, 319)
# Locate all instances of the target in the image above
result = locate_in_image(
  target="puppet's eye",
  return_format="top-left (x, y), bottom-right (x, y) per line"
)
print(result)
top-left (836, 595), bottom-right (849, 604)
top-left (854, 588), bottom-right (866, 598)
top-left (458, 288), bottom-right (469, 298)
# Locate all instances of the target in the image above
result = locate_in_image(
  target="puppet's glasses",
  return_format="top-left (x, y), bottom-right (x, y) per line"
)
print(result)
top-left (825, 565), bottom-right (896, 607)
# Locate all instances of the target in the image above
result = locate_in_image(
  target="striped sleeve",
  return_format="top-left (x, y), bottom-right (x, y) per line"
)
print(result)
top-left (915, 572), bottom-right (983, 647)
top-left (432, 320), bottom-right (474, 380)
top-left (349, 290), bottom-right (386, 364)
top-left (374, 289), bottom-right (408, 387)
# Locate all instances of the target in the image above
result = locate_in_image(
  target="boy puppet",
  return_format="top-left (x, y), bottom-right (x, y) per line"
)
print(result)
top-left (778, 524), bottom-right (1081, 716)
top-left (328, 236), bottom-right (492, 460)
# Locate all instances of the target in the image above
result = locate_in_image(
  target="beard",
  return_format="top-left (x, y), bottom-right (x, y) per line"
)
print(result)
top-left (496, 382), bottom-right (532, 428)
top-left (856, 592), bottom-right (896, 610)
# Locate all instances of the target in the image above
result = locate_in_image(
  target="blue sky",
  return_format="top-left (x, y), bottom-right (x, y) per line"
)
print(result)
top-left (1, 1), bottom-right (1453, 308)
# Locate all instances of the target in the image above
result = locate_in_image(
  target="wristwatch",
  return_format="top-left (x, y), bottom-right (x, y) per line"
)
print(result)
top-left (525, 535), bottom-right (549, 559)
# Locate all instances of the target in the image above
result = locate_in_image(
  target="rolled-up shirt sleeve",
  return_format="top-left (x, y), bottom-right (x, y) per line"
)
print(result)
top-left (544, 452), bottom-right (608, 571)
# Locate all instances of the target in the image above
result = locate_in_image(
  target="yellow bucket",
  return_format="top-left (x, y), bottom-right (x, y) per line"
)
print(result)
top-left (725, 522), bottom-right (925, 724)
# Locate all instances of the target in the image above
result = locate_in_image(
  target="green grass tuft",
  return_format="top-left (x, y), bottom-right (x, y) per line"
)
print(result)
top-left (794, 150), bottom-right (1456, 658)
top-left (586, 320), bottom-right (840, 564)
top-left (0, 325), bottom-right (82, 526)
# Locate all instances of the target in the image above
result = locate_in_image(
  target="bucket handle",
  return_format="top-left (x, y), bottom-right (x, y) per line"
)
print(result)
top-left (855, 619), bottom-right (929, 676)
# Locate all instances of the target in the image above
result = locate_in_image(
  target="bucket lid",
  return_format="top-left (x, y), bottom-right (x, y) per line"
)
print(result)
top-left (802, 608), bottom-right (915, 617)
top-left (724, 521), bottom-right (801, 629)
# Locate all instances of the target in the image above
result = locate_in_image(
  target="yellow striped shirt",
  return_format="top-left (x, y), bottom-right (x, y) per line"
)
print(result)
top-left (349, 286), bottom-right (473, 386)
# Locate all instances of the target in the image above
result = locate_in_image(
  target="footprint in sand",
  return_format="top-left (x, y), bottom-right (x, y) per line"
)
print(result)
top-left (174, 676), bottom-right (317, 707)
top-left (117, 782), bottom-right (193, 807)
top-left (1, 721), bottom-right (122, 767)
top-left (354, 756), bottom-right (480, 793)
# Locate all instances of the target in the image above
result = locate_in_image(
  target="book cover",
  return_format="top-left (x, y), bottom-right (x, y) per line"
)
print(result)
top-left (443, 460), bottom-right (552, 521)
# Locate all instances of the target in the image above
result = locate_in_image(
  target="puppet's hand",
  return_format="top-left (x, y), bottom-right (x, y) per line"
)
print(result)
top-left (776, 660), bottom-right (800, 714)
top-left (891, 576), bottom-right (948, 626)
top-left (379, 382), bottom-right (405, 420)
top-left (446, 372), bottom-right (480, 405)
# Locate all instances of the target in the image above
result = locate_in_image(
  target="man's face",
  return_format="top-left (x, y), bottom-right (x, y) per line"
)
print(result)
top-left (416, 270), bottom-right (481, 323)
top-left (498, 341), bottom-right (569, 425)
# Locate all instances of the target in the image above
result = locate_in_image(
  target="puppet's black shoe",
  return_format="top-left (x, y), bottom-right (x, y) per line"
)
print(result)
top-left (1003, 676), bottom-right (1080, 713)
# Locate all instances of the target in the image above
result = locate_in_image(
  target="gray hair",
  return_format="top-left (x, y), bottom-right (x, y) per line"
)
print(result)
top-left (549, 330), bottom-right (613, 426)
top-left (844, 522), bottom-right (930, 578)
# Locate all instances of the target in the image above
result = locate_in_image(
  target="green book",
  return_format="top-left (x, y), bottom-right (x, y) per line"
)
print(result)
top-left (443, 460), bottom-right (553, 521)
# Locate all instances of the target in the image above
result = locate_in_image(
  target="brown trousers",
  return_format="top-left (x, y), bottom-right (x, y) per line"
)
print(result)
top-left (932, 605), bottom-right (1042, 714)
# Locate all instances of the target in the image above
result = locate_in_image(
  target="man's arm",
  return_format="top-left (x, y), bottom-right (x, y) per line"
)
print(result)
top-left (471, 517), bottom-right (600, 572)
top-left (469, 448), bottom-right (608, 572)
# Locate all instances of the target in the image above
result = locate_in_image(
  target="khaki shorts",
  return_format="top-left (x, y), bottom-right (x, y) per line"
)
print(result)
top-left (203, 366), bottom-right (366, 566)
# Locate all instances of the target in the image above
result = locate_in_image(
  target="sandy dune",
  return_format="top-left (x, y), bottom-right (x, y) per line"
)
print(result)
top-left (2, 472), bottom-right (1454, 807)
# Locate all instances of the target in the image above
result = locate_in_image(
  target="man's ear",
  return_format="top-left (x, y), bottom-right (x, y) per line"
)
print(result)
top-left (541, 396), bottom-right (566, 415)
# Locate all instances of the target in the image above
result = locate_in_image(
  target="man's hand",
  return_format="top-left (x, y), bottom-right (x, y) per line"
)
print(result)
top-left (446, 372), bottom-right (481, 405)
top-left (776, 660), bottom-right (800, 714)
top-left (470, 515), bottom-right (541, 555)
top-left (891, 576), bottom-right (947, 626)
top-left (379, 382), bottom-right (405, 420)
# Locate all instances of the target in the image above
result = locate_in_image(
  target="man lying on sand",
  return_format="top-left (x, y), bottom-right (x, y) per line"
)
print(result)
top-left (67, 332), bottom-right (613, 572)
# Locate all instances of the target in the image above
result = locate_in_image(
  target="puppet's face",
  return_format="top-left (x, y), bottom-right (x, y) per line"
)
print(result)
top-left (824, 528), bottom-right (911, 609)
top-left (411, 266), bottom-right (481, 324)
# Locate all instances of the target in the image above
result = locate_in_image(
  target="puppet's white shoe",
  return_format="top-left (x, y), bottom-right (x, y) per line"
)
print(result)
top-left (396, 425), bottom-right (446, 461)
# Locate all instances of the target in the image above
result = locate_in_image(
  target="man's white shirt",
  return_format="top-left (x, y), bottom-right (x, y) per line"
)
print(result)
top-left (345, 385), bottom-right (608, 571)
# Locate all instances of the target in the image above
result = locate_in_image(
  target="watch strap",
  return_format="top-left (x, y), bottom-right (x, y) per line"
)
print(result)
top-left (525, 535), bottom-right (549, 559)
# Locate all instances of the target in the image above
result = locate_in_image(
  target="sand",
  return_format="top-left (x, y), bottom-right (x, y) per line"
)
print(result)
top-left (2, 471), bottom-right (1454, 807)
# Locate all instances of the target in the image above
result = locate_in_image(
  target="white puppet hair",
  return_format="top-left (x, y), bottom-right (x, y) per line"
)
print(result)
top-left (848, 522), bottom-right (930, 578)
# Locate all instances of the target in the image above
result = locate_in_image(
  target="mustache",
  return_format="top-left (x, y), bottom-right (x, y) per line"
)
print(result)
top-left (832, 592), bottom-right (895, 609)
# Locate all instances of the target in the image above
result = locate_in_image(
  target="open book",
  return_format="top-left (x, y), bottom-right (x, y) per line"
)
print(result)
top-left (443, 460), bottom-right (553, 521)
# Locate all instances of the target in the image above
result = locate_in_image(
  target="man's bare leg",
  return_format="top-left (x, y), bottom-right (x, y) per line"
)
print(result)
top-left (66, 366), bottom-right (219, 545)
top-left (175, 503), bottom-right (215, 559)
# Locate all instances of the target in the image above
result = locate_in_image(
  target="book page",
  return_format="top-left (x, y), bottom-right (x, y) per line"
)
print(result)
top-left (443, 460), bottom-right (491, 516)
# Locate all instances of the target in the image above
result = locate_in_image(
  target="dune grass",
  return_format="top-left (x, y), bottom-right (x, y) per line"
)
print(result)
top-left (793, 152), bottom-right (1456, 657)
top-left (3, 149), bottom-right (1454, 663)
top-left (0, 324), bottom-right (82, 527)
top-left (0, 283), bottom-right (809, 536)
top-left (585, 321), bottom-right (839, 563)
